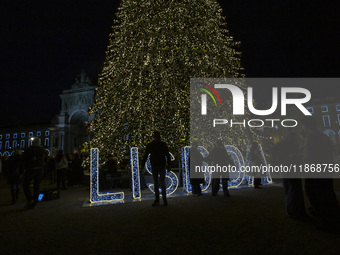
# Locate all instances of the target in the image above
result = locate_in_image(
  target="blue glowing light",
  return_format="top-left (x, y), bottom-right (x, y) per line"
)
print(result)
top-left (144, 153), bottom-right (178, 196)
top-left (90, 148), bottom-right (124, 203)
top-left (38, 193), bottom-right (44, 202)
top-left (197, 146), bottom-right (211, 191)
top-left (182, 146), bottom-right (211, 193)
top-left (130, 147), bottom-right (141, 199)
top-left (181, 146), bottom-right (191, 193)
top-left (245, 144), bottom-right (272, 186)
top-left (182, 145), bottom-right (247, 192)
top-left (225, 145), bottom-right (246, 189)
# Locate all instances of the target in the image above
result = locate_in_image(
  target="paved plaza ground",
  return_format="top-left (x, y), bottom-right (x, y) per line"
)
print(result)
top-left (1, 179), bottom-right (340, 255)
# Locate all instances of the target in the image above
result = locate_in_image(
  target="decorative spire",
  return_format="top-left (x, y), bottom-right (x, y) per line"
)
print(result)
top-left (72, 70), bottom-right (92, 89)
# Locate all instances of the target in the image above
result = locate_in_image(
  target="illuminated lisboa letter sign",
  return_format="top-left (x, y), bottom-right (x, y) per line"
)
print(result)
top-left (90, 145), bottom-right (272, 203)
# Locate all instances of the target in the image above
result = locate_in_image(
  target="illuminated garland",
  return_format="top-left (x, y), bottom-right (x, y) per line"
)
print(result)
top-left (84, 0), bottom-right (247, 164)
top-left (144, 152), bottom-right (179, 196)
top-left (130, 147), bottom-right (141, 199)
top-left (90, 148), bottom-right (124, 203)
top-left (245, 144), bottom-right (272, 186)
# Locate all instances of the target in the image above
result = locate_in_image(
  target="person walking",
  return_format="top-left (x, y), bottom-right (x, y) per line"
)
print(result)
top-left (248, 141), bottom-right (263, 189)
top-left (207, 140), bottom-right (232, 197)
top-left (141, 131), bottom-right (171, 207)
top-left (189, 141), bottom-right (205, 196)
top-left (48, 154), bottom-right (57, 185)
top-left (271, 132), bottom-right (307, 219)
top-left (2, 153), bottom-right (10, 182)
top-left (56, 150), bottom-right (68, 190)
top-left (7, 149), bottom-right (24, 204)
top-left (301, 116), bottom-right (340, 233)
top-left (23, 138), bottom-right (47, 209)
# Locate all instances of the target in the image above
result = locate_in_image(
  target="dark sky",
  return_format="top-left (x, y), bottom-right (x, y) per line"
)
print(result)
top-left (1, 0), bottom-right (339, 127)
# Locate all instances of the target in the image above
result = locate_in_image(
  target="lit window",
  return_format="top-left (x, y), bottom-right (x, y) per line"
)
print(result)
top-left (6, 134), bottom-right (10, 139)
top-left (44, 138), bottom-right (49, 147)
top-left (306, 107), bottom-right (314, 114)
top-left (20, 140), bottom-right (25, 149)
top-left (45, 131), bottom-right (50, 136)
top-left (321, 105), bottom-right (328, 112)
top-left (21, 133), bottom-right (25, 138)
top-left (13, 133), bottom-right (18, 139)
top-left (13, 140), bottom-right (17, 149)
top-left (37, 131), bottom-right (41, 137)
top-left (29, 132), bottom-right (33, 137)
top-left (323, 115), bottom-right (331, 127)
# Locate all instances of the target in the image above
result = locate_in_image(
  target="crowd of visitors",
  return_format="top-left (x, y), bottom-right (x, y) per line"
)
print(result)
top-left (0, 117), bottom-right (339, 234)
top-left (0, 141), bottom-right (86, 209)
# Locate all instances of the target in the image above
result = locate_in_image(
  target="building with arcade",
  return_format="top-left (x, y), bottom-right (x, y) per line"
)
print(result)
top-left (0, 70), bottom-right (95, 156)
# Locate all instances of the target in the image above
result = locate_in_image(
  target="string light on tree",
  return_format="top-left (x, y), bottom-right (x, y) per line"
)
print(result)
top-left (85, 0), bottom-right (248, 162)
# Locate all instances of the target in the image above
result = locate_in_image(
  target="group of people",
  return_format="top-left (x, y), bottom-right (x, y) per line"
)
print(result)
top-left (141, 119), bottom-right (340, 234)
top-left (272, 116), bottom-right (340, 233)
top-left (140, 131), bottom-right (233, 207)
top-left (190, 140), bottom-right (232, 197)
top-left (0, 138), bottom-right (85, 209)
top-left (1, 118), bottom-right (339, 233)
top-left (49, 151), bottom-right (85, 190)
top-left (0, 138), bottom-right (48, 209)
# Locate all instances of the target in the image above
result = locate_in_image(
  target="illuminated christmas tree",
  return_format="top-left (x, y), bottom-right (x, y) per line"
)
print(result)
top-left (86, 0), bottom-right (249, 162)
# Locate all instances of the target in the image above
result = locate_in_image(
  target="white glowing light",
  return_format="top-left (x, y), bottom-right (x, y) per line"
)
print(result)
top-left (90, 148), bottom-right (124, 203)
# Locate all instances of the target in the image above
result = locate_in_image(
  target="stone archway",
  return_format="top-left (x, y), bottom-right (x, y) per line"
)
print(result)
top-left (69, 111), bottom-right (89, 151)
top-left (56, 70), bottom-right (96, 153)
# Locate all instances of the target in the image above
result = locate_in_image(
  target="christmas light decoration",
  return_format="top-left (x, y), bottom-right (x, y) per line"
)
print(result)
top-left (90, 148), bottom-right (124, 203)
top-left (182, 145), bottom-right (246, 192)
top-left (85, 0), bottom-right (248, 163)
top-left (245, 144), bottom-right (272, 186)
top-left (144, 152), bottom-right (179, 196)
top-left (130, 147), bottom-right (141, 199)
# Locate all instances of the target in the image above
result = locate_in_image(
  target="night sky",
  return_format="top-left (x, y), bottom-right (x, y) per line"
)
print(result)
top-left (1, 0), bottom-right (339, 127)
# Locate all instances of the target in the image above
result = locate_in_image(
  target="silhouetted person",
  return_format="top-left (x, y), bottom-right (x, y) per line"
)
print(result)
top-left (248, 141), bottom-right (262, 189)
top-left (2, 152), bottom-right (10, 182)
top-left (71, 153), bottom-right (84, 186)
top-left (141, 131), bottom-right (171, 206)
top-left (48, 155), bottom-right (57, 185)
top-left (272, 132), bottom-right (307, 219)
top-left (207, 140), bottom-right (231, 197)
top-left (56, 150), bottom-right (68, 190)
top-left (105, 155), bottom-right (120, 177)
top-left (23, 138), bottom-right (47, 209)
top-left (7, 149), bottom-right (24, 204)
top-left (301, 116), bottom-right (340, 233)
top-left (66, 153), bottom-right (74, 186)
top-left (189, 141), bottom-right (205, 196)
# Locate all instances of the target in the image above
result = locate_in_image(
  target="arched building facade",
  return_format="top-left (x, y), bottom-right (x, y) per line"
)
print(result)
top-left (55, 70), bottom-right (95, 154)
top-left (0, 70), bottom-right (96, 156)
